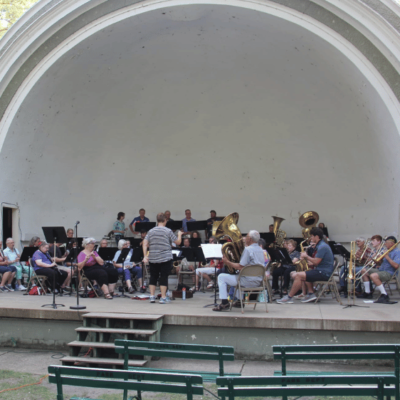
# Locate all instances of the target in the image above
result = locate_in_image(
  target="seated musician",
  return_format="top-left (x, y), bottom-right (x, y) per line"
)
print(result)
top-left (31, 242), bottom-right (69, 292)
top-left (113, 239), bottom-right (143, 293)
top-left (213, 230), bottom-right (265, 312)
top-left (129, 208), bottom-right (149, 235)
top-left (100, 239), bottom-right (108, 248)
top-left (339, 236), bottom-right (372, 294)
top-left (139, 230), bottom-right (147, 246)
top-left (190, 231), bottom-right (202, 246)
top-left (271, 239), bottom-right (300, 295)
top-left (206, 210), bottom-right (218, 239)
top-left (29, 236), bottom-right (41, 247)
top-left (175, 238), bottom-right (196, 290)
top-left (48, 243), bottom-right (71, 291)
top-left (277, 227), bottom-right (334, 304)
top-left (359, 236), bottom-right (400, 303)
top-left (77, 237), bottom-right (118, 299)
top-left (195, 236), bottom-right (222, 290)
top-left (0, 240), bottom-right (17, 292)
top-left (182, 209), bottom-right (196, 236)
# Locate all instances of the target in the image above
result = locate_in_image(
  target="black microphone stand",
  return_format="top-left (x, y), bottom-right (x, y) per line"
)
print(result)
top-left (70, 222), bottom-right (86, 310)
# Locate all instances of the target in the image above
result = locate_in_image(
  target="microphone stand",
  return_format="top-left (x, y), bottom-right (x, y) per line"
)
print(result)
top-left (70, 222), bottom-right (86, 310)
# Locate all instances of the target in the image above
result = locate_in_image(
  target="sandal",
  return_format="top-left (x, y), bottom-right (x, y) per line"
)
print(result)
top-left (212, 303), bottom-right (230, 312)
top-left (104, 293), bottom-right (113, 300)
top-left (189, 286), bottom-right (196, 292)
top-left (207, 282), bottom-right (215, 289)
top-left (232, 300), bottom-right (243, 308)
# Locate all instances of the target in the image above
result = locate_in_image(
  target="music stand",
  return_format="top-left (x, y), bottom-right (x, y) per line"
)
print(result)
top-left (126, 238), bottom-right (142, 248)
top-left (115, 248), bottom-right (132, 298)
top-left (190, 238), bottom-right (202, 248)
top-left (41, 227), bottom-right (68, 309)
top-left (193, 247), bottom-right (207, 292)
top-left (187, 221), bottom-right (208, 233)
top-left (266, 247), bottom-right (289, 300)
top-left (97, 247), bottom-right (118, 261)
top-left (260, 232), bottom-right (275, 246)
top-left (167, 221), bottom-right (182, 231)
top-left (322, 227), bottom-right (330, 238)
top-left (134, 222), bottom-right (156, 232)
top-left (200, 244), bottom-right (223, 308)
top-left (20, 247), bottom-right (37, 295)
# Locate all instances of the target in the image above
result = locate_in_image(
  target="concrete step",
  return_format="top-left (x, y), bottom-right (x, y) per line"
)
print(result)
top-left (75, 327), bottom-right (157, 336)
top-left (61, 356), bottom-right (147, 367)
top-left (83, 312), bottom-right (163, 321)
top-left (68, 340), bottom-right (116, 349)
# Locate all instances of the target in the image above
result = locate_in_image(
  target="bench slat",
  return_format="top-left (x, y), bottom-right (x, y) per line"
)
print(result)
top-left (273, 344), bottom-right (400, 352)
top-left (274, 352), bottom-right (395, 360)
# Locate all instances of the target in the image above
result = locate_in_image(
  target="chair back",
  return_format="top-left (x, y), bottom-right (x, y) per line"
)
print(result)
top-left (238, 264), bottom-right (265, 278)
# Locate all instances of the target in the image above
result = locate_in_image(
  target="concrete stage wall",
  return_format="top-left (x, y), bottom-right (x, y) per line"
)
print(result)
top-left (1, 1), bottom-right (400, 243)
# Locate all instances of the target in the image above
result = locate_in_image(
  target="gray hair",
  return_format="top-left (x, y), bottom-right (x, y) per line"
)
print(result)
top-left (29, 236), bottom-right (40, 246)
top-left (356, 237), bottom-right (366, 242)
top-left (248, 230), bottom-right (260, 243)
top-left (118, 239), bottom-right (127, 250)
top-left (6, 238), bottom-right (14, 244)
top-left (39, 241), bottom-right (49, 248)
top-left (82, 237), bottom-right (96, 247)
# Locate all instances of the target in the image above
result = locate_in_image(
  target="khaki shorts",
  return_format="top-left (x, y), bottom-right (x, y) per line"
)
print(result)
top-left (367, 268), bottom-right (392, 282)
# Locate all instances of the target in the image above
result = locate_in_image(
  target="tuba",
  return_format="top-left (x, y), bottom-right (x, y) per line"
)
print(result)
top-left (213, 212), bottom-right (244, 274)
top-left (272, 216), bottom-right (286, 247)
top-left (294, 240), bottom-right (310, 272)
top-left (299, 211), bottom-right (319, 239)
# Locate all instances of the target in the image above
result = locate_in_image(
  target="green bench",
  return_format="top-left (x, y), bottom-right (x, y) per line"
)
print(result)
top-left (217, 374), bottom-right (397, 400)
top-left (48, 365), bottom-right (203, 400)
top-left (115, 339), bottom-right (239, 382)
top-left (273, 344), bottom-right (400, 400)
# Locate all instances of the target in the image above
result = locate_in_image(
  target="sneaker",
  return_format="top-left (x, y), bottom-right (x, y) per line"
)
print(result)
top-left (150, 296), bottom-right (156, 303)
top-left (14, 284), bottom-right (19, 291)
top-left (0, 286), bottom-right (5, 292)
top-left (293, 293), bottom-right (306, 299)
top-left (159, 297), bottom-right (169, 304)
top-left (128, 286), bottom-right (135, 294)
top-left (374, 294), bottom-right (390, 304)
top-left (6, 284), bottom-right (14, 292)
top-left (18, 284), bottom-right (27, 291)
top-left (276, 295), bottom-right (293, 304)
top-left (357, 292), bottom-right (372, 299)
top-left (165, 296), bottom-right (171, 303)
top-left (301, 293), bottom-right (317, 303)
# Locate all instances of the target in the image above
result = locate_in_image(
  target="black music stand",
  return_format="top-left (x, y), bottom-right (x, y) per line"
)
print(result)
top-left (260, 232), bottom-right (276, 247)
top-left (134, 222), bottom-right (156, 232)
top-left (41, 227), bottom-right (68, 309)
top-left (200, 244), bottom-right (223, 308)
top-left (115, 248), bottom-right (132, 298)
top-left (20, 247), bottom-right (37, 295)
top-left (322, 227), bottom-right (330, 238)
top-left (126, 238), bottom-right (142, 248)
top-left (167, 221), bottom-right (182, 231)
top-left (187, 221), bottom-right (208, 233)
top-left (97, 247), bottom-right (118, 262)
top-left (190, 237), bottom-right (202, 248)
top-left (266, 247), bottom-right (291, 300)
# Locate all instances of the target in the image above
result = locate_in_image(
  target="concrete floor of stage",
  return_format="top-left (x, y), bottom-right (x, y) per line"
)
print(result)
top-left (0, 287), bottom-right (399, 332)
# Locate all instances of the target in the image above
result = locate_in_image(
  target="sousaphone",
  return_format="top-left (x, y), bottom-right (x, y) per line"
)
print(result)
top-left (299, 211), bottom-right (319, 239)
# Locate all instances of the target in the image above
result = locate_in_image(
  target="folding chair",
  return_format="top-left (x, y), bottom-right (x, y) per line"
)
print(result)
top-left (384, 271), bottom-right (400, 295)
top-left (314, 259), bottom-right (342, 305)
top-left (26, 260), bottom-right (48, 294)
top-left (78, 270), bottom-right (99, 297)
top-left (230, 264), bottom-right (268, 313)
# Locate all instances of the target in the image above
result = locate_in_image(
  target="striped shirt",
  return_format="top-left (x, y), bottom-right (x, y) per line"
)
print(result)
top-left (145, 226), bottom-right (177, 263)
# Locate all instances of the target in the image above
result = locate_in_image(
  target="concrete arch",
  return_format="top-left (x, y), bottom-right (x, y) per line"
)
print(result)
top-left (1, 0), bottom-right (400, 240)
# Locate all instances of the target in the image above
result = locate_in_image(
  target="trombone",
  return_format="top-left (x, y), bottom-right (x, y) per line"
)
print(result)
top-left (347, 241), bottom-right (356, 303)
top-left (356, 238), bottom-right (371, 262)
top-left (356, 239), bottom-right (387, 279)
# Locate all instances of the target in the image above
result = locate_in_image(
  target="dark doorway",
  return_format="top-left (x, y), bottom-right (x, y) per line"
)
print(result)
top-left (2, 207), bottom-right (12, 248)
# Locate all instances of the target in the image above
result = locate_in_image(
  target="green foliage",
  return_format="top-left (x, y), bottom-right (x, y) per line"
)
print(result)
top-left (0, 0), bottom-right (39, 38)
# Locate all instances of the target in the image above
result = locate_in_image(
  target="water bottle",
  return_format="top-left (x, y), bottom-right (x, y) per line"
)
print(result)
top-left (245, 293), bottom-right (249, 304)
top-left (182, 287), bottom-right (186, 300)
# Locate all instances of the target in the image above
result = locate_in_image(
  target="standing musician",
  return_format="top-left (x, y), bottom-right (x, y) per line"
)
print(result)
top-left (206, 210), bottom-right (218, 239)
top-left (277, 227), bottom-right (334, 304)
top-left (129, 209), bottom-right (149, 235)
top-left (165, 210), bottom-right (174, 222)
top-left (142, 212), bottom-right (182, 304)
top-left (31, 242), bottom-right (69, 291)
top-left (4, 238), bottom-right (34, 291)
top-left (213, 230), bottom-right (265, 312)
top-left (113, 212), bottom-right (128, 245)
top-left (182, 209), bottom-right (196, 236)
top-left (359, 236), bottom-right (400, 303)
top-left (271, 239), bottom-right (300, 296)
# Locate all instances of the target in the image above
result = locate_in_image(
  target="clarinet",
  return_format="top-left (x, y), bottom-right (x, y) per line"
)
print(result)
top-left (44, 251), bottom-right (62, 275)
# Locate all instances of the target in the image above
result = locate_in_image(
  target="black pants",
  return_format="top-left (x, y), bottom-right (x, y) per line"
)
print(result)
top-left (149, 260), bottom-right (172, 287)
top-left (35, 267), bottom-right (68, 290)
top-left (83, 264), bottom-right (118, 287)
top-left (283, 266), bottom-right (296, 289)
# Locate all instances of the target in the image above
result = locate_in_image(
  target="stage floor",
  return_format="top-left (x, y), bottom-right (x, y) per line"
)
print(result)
top-left (0, 287), bottom-right (399, 332)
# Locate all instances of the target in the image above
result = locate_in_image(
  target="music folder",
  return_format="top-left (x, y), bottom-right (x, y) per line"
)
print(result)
top-left (167, 221), bottom-right (183, 231)
top-left (187, 221), bottom-right (208, 231)
top-left (97, 247), bottom-right (118, 261)
top-left (20, 247), bottom-right (37, 262)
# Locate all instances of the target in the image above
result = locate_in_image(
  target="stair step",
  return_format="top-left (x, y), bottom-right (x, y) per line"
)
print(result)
top-left (61, 356), bottom-right (147, 367)
top-left (76, 327), bottom-right (157, 336)
top-left (68, 341), bottom-right (118, 349)
top-left (83, 313), bottom-right (163, 321)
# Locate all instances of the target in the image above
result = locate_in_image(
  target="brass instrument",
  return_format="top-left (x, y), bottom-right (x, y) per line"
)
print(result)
top-left (357, 238), bottom-right (371, 262)
top-left (347, 241), bottom-right (356, 303)
top-left (372, 240), bottom-right (400, 264)
top-left (299, 211), bottom-right (319, 240)
top-left (294, 240), bottom-right (309, 272)
top-left (213, 212), bottom-right (244, 274)
top-left (357, 238), bottom-right (387, 279)
top-left (272, 216), bottom-right (286, 247)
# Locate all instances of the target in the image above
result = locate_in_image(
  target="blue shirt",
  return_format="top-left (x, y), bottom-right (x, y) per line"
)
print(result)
top-left (380, 248), bottom-right (400, 275)
top-left (182, 218), bottom-right (196, 232)
top-left (3, 247), bottom-right (20, 267)
top-left (130, 216), bottom-right (150, 227)
top-left (314, 240), bottom-right (334, 277)
top-left (32, 250), bottom-right (52, 271)
top-left (113, 220), bottom-right (125, 237)
top-left (238, 243), bottom-right (265, 286)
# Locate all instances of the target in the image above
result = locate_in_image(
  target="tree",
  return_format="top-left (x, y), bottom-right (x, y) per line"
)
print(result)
top-left (0, 0), bottom-right (39, 38)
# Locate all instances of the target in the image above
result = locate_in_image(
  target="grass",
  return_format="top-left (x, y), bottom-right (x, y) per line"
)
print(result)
top-left (0, 370), bottom-right (380, 399)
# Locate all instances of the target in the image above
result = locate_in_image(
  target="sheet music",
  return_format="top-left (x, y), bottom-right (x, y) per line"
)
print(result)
top-left (171, 250), bottom-right (182, 256)
top-left (201, 244), bottom-right (223, 259)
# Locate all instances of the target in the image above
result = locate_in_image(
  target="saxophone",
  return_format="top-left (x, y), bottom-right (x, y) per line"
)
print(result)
top-left (294, 240), bottom-right (309, 272)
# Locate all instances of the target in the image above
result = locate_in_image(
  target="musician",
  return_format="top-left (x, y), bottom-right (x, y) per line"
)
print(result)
top-left (48, 243), bottom-right (72, 290)
top-left (190, 231), bottom-right (202, 246)
top-left (359, 236), bottom-right (400, 303)
top-left (175, 238), bottom-right (196, 289)
top-left (139, 230), bottom-right (147, 246)
top-left (113, 239), bottom-right (143, 293)
top-left (0, 240), bottom-right (16, 292)
top-left (195, 236), bottom-right (221, 290)
top-left (77, 237), bottom-right (118, 300)
top-left (29, 236), bottom-right (41, 247)
top-left (339, 237), bottom-right (371, 294)
top-left (142, 212), bottom-right (182, 304)
top-left (165, 210), bottom-right (174, 222)
top-left (206, 210), bottom-right (218, 239)
top-left (4, 238), bottom-right (34, 291)
top-left (100, 239), bottom-right (108, 248)
top-left (213, 230), bottom-right (265, 312)
top-left (277, 227), bottom-right (334, 304)
top-left (113, 212), bottom-right (127, 245)
top-left (182, 209), bottom-right (196, 235)
top-left (129, 209), bottom-right (149, 235)
top-left (271, 239), bottom-right (300, 295)
top-left (31, 242), bottom-right (69, 291)
top-left (269, 225), bottom-right (274, 233)
top-left (67, 229), bottom-right (74, 239)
